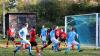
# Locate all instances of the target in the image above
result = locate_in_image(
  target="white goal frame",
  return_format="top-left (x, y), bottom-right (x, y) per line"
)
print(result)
top-left (65, 13), bottom-right (99, 49)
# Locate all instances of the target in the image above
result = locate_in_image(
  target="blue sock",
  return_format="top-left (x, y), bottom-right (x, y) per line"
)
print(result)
top-left (56, 43), bottom-right (59, 50)
top-left (28, 46), bottom-right (32, 54)
top-left (77, 44), bottom-right (80, 52)
top-left (54, 43), bottom-right (58, 51)
top-left (15, 46), bottom-right (21, 52)
top-left (53, 43), bottom-right (56, 50)
top-left (66, 46), bottom-right (71, 52)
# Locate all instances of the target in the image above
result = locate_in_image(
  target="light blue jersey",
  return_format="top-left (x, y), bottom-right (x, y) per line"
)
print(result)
top-left (41, 28), bottom-right (47, 41)
top-left (41, 28), bottom-right (47, 36)
top-left (68, 31), bottom-right (77, 42)
top-left (19, 27), bottom-right (28, 40)
top-left (50, 30), bottom-right (55, 39)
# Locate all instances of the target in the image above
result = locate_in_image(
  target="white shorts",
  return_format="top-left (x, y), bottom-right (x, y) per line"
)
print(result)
top-left (51, 38), bottom-right (59, 44)
top-left (68, 40), bottom-right (79, 47)
top-left (21, 39), bottom-right (30, 44)
top-left (42, 36), bottom-right (46, 41)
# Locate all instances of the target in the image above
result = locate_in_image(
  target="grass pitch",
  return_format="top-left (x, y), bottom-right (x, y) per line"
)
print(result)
top-left (0, 47), bottom-right (100, 56)
top-left (0, 37), bottom-right (100, 56)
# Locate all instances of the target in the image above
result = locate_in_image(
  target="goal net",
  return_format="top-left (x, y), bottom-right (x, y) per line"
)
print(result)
top-left (65, 13), bottom-right (100, 48)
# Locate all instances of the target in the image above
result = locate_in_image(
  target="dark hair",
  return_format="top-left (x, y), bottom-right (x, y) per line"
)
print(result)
top-left (23, 23), bottom-right (28, 26)
top-left (71, 27), bottom-right (75, 31)
top-left (52, 25), bottom-right (56, 30)
top-left (32, 26), bottom-right (35, 28)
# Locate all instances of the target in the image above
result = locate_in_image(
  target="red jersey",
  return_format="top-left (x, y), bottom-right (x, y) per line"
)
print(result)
top-left (30, 28), bottom-right (36, 42)
top-left (7, 27), bottom-right (15, 37)
top-left (55, 29), bottom-right (61, 38)
top-left (60, 32), bottom-right (67, 40)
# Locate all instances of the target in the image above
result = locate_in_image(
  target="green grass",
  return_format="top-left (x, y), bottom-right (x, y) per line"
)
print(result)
top-left (0, 37), bottom-right (100, 56)
top-left (0, 47), bottom-right (100, 56)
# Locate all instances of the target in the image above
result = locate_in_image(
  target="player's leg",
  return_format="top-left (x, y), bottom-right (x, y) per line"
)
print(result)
top-left (42, 36), bottom-right (46, 47)
top-left (35, 46), bottom-right (42, 56)
top-left (59, 38), bottom-right (66, 49)
top-left (52, 38), bottom-right (59, 52)
top-left (72, 44), bottom-right (75, 50)
top-left (13, 43), bottom-right (23, 56)
top-left (58, 38), bottom-right (62, 49)
top-left (72, 40), bottom-right (81, 52)
top-left (66, 42), bottom-right (72, 52)
top-left (6, 37), bottom-right (10, 48)
top-left (11, 37), bottom-right (16, 48)
top-left (6, 41), bottom-right (9, 48)
top-left (30, 42), bottom-right (40, 55)
top-left (13, 46), bottom-right (21, 56)
top-left (42, 41), bottom-right (46, 47)
top-left (25, 40), bottom-right (33, 56)
top-left (41, 37), bottom-right (52, 51)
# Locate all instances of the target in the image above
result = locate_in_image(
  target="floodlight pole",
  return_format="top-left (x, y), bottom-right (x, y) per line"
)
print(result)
top-left (2, 0), bottom-right (6, 38)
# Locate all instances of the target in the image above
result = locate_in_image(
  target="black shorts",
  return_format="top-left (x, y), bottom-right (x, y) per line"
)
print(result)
top-left (47, 37), bottom-right (52, 45)
top-left (30, 42), bottom-right (37, 47)
top-left (8, 37), bottom-right (15, 41)
top-left (59, 38), bottom-right (66, 42)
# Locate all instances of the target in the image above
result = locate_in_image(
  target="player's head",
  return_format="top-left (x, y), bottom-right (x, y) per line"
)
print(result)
top-left (32, 26), bottom-right (36, 31)
top-left (32, 26), bottom-right (35, 29)
top-left (61, 28), bottom-right (64, 32)
top-left (10, 24), bottom-right (14, 28)
top-left (56, 26), bottom-right (58, 29)
top-left (42, 25), bottom-right (45, 28)
top-left (52, 25), bottom-right (56, 30)
top-left (24, 23), bottom-right (28, 28)
top-left (71, 27), bottom-right (75, 31)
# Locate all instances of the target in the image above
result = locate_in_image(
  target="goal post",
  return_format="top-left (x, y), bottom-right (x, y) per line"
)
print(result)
top-left (65, 13), bottom-right (100, 49)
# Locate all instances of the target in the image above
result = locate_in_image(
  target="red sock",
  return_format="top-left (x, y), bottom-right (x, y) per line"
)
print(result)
top-left (6, 42), bottom-right (9, 48)
top-left (13, 41), bottom-right (16, 44)
top-left (59, 43), bottom-right (61, 48)
top-left (43, 44), bottom-right (48, 48)
top-left (36, 47), bottom-right (39, 53)
top-left (72, 45), bottom-right (75, 50)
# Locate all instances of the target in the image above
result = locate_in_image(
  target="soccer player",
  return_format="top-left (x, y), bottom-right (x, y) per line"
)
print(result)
top-left (6, 25), bottom-right (16, 48)
top-left (30, 26), bottom-right (41, 56)
top-left (55, 26), bottom-right (61, 39)
top-left (13, 23), bottom-right (33, 56)
top-left (40, 25), bottom-right (47, 47)
top-left (50, 25), bottom-right (60, 52)
top-left (41, 28), bottom-right (52, 51)
top-left (65, 27), bottom-right (82, 53)
top-left (59, 28), bottom-right (67, 48)
top-left (52, 26), bottom-right (61, 50)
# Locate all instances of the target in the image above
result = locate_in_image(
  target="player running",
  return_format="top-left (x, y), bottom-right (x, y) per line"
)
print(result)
top-left (58, 28), bottom-right (67, 48)
top-left (41, 28), bottom-right (52, 51)
top-left (50, 25), bottom-right (60, 52)
top-left (40, 25), bottom-right (47, 47)
top-left (13, 23), bottom-right (33, 56)
top-left (5, 25), bottom-right (16, 48)
top-left (30, 26), bottom-right (42, 56)
top-left (65, 27), bottom-right (82, 53)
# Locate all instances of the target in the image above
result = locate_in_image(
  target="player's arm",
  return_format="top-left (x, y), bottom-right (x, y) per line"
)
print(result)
top-left (76, 33), bottom-right (78, 38)
top-left (7, 29), bottom-right (9, 36)
top-left (40, 29), bottom-right (42, 39)
top-left (18, 29), bottom-right (23, 40)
